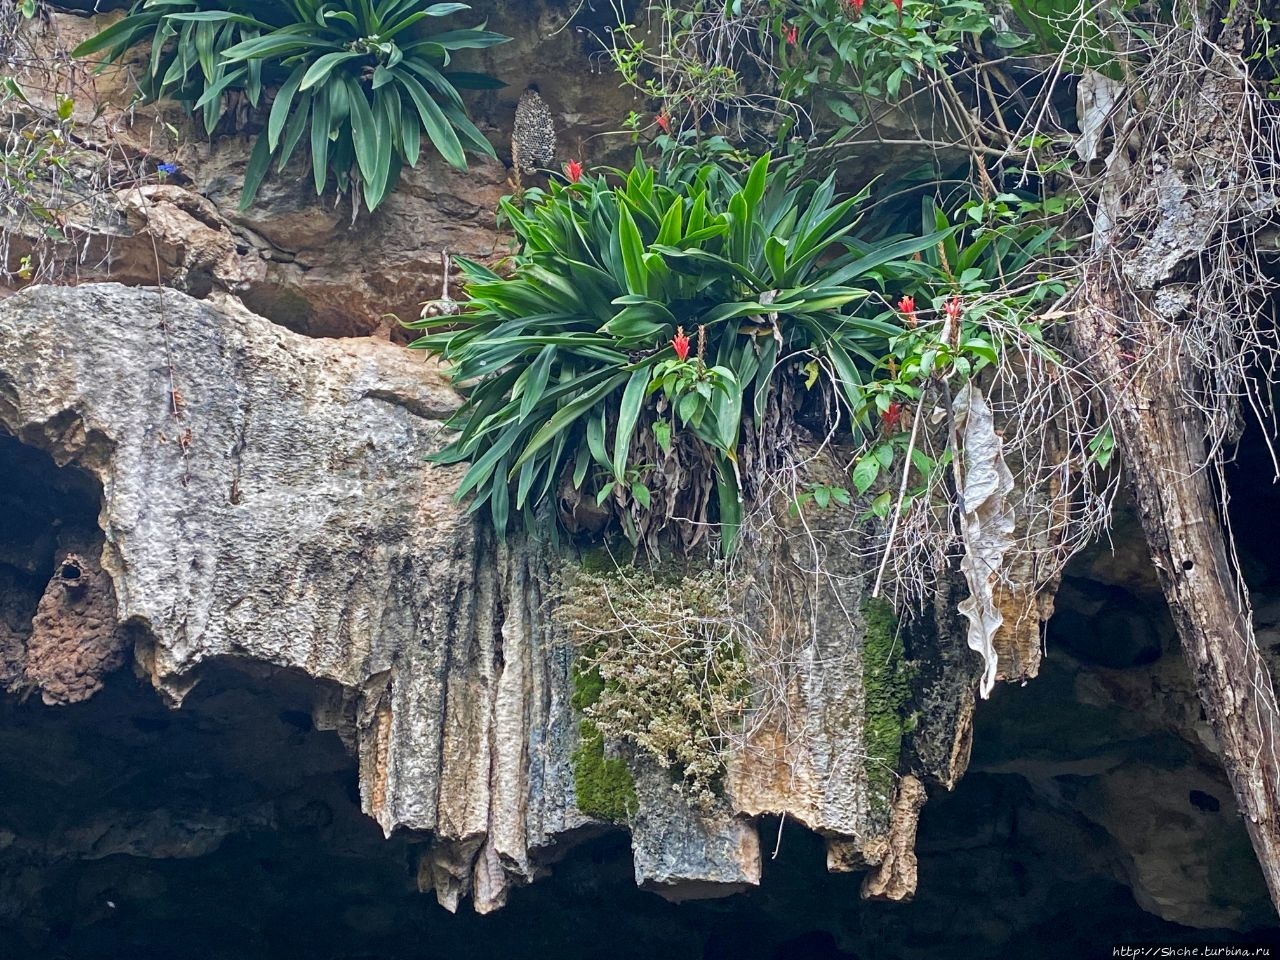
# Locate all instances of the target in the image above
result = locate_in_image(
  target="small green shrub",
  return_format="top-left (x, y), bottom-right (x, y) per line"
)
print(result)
top-left (409, 149), bottom-right (951, 551)
top-left (781, 0), bottom-right (1001, 113)
top-left (73, 0), bottom-right (507, 211)
top-left (1, 79), bottom-right (115, 285)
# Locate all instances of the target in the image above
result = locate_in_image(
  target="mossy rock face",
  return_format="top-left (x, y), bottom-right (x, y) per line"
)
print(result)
top-left (561, 562), bottom-right (746, 815)
top-left (570, 662), bottom-right (636, 822)
top-left (860, 597), bottom-right (915, 817)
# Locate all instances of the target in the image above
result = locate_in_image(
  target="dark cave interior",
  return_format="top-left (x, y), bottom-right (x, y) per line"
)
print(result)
top-left (1, 431), bottom-right (1278, 959)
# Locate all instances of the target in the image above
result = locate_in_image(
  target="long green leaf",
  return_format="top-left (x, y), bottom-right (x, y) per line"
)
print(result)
top-left (72, 14), bottom-right (161, 59)
top-left (393, 67), bottom-right (466, 168)
top-left (513, 373), bottom-right (628, 471)
top-left (616, 205), bottom-right (647, 297)
top-left (238, 131), bottom-right (274, 211)
top-left (612, 366), bottom-right (651, 482)
top-left (715, 460), bottom-right (741, 557)
top-left (823, 227), bottom-right (955, 287)
top-left (300, 50), bottom-right (362, 91)
top-left (310, 79), bottom-right (334, 194)
top-left (268, 63), bottom-right (307, 149)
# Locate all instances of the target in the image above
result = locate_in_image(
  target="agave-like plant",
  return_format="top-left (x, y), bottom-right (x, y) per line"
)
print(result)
top-left (74, 0), bottom-right (507, 211)
top-left (408, 152), bottom-right (951, 551)
top-left (72, 0), bottom-right (274, 133)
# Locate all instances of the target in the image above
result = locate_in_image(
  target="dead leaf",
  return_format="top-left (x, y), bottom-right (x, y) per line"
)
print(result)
top-left (953, 383), bottom-right (1016, 699)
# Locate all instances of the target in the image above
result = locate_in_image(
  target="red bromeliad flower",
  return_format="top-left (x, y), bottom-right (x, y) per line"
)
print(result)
top-left (892, 0), bottom-right (903, 21)
top-left (783, 23), bottom-right (798, 45)
top-left (565, 159), bottom-right (583, 183)
top-left (897, 294), bottom-right (917, 328)
top-left (944, 296), bottom-right (963, 323)
top-left (882, 401), bottom-right (903, 434)
top-left (844, 0), bottom-right (864, 17)
top-left (672, 326), bottom-right (691, 361)
top-left (656, 110), bottom-right (672, 134)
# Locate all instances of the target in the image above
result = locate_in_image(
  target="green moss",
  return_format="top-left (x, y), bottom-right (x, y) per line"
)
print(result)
top-left (860, 597), bottom-right (915, 816)
top-left (576, 546), bottom-right (621, 576)
top-left (561, 563), bottom-right (746, 812)
top-left (570, 663), bottom-right (636, 822)
top-left (570, 661), bottom-right (605, 712)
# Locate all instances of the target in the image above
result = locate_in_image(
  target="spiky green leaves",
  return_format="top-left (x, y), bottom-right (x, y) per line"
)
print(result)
top-left (408, 154), bottom-right (951, 551)
top-left (73, 0), bottom-right (508, 212)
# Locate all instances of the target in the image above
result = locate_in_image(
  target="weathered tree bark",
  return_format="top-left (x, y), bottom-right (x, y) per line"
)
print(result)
top-left (1071, 266), bottom-right (1280, 912)
top-left (1065, 0), bottom-right (1280, 912)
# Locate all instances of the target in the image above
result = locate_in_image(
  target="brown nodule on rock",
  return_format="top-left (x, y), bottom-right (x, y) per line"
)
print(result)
top-left (23, 543), bottom-right (128, 706)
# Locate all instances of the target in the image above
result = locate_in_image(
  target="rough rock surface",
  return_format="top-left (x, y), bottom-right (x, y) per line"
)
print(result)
top-left (992, 517), bottom-right (1279, 930)
top-left (3, 5), bottom-right (635, 337)
top-left (0, 283), bottom-right (942, 912)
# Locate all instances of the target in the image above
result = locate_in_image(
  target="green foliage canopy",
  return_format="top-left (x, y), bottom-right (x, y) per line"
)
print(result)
top-left (409, 151), bottom-right (953, 549)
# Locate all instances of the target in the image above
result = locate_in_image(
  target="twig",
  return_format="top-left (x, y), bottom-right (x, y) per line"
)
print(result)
top-left (871, 381), bottom-right (929, 599)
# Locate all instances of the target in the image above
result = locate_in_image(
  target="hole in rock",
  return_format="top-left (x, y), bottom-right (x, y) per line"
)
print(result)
top-left (1189, 789), bottom-right (1222, 813)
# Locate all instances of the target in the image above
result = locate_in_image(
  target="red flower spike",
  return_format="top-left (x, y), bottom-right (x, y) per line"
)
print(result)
top-left (893, 0), bottom-right (902, 22)
top-left (945, 296), bottom-right (963, 323)
top-left (898, 294), bottom-right (917, 329)
top-left (565, 159), bottom-right (583, 183)
top-left (882, 401), bottom-right (903, 434)
top-left (845, 0), bottom-right (864, 17)
top-left (672, 326), bottom-right (690, 361)
top-left (784, 23), bottom-right (798, 45)
top-left (656, 110), bottom-right (671, 134)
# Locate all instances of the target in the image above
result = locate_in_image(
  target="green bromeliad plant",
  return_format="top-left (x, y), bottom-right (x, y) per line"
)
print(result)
top-left (73, 0), bottom-right (507, 211)
top-left (408, 151), bottom-right (955, 553)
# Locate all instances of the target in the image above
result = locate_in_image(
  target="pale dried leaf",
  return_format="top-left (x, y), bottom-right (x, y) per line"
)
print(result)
top-left (953, 383), bottom-right (1016, 699)
top-left (1075, 69), bottom-right (1126, 164)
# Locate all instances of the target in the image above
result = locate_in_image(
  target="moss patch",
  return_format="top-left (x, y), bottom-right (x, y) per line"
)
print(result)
top-left (570, 663), bottom-right (637, 822)
top-left (560, 563), bottom-right (747, 812)
top-left (861, 597), bottom-right (915, 816)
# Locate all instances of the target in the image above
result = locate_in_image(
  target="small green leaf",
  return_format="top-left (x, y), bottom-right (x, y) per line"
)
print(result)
top-left (653, 420), bottom-right (671, 452)
top-left (852, 457), bottom-right (880, 495)
top-left (596, 481), bottom-right (616, 506)
top-left (630, 482), bottom-right (651, 509)
top-left (870, 490), bottom-right (893, 518)
top-left (677, 392), bottom-right (700, 425)
top-left (910, 448), bottom-right (934, 474)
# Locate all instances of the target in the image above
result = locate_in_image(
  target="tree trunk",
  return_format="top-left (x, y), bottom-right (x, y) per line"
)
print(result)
top-left (1070, 262), bottom-right (1280, 912)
